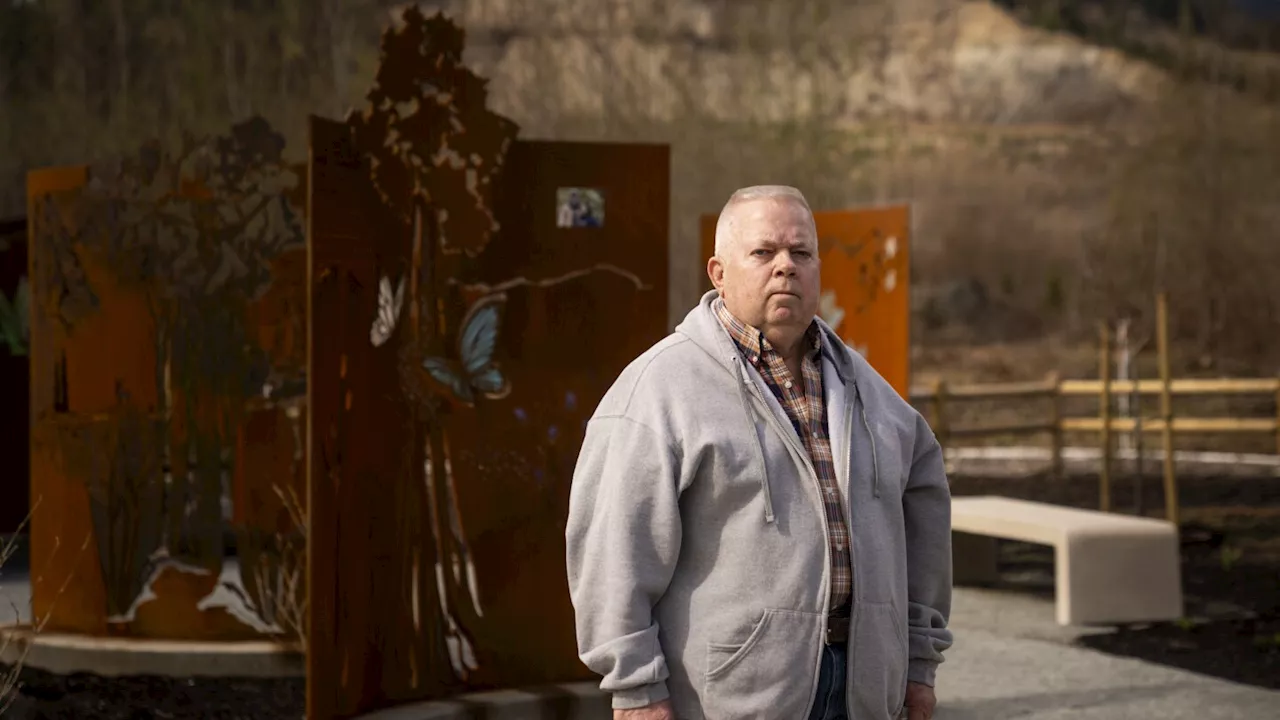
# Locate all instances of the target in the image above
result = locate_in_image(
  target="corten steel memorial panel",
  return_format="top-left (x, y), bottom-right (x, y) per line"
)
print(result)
top-left (26, 119), bottom-right (309, 642)
top-left (305, 13), bottom-right (670, 720)
top-left (700, 205), bottom-right (912, 398)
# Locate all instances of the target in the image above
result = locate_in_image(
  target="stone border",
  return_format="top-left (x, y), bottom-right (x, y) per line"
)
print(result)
top-left (353, 681), bottom-right (609, 720)
top-left (0, 623), bottom-right (304, 678)
top-left (1, 623), bottom-right (608, 718)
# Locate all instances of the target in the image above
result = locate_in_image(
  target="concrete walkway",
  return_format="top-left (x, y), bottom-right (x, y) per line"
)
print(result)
top-left (936, 587), bottom-right (1278, 719)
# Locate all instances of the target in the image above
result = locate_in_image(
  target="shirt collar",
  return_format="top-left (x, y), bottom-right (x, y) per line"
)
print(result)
top-left (712, 296), bottom-right (822, 365)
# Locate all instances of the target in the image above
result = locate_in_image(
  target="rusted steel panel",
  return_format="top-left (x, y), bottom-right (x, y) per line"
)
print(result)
top-left (813, 206), bottom-right (912, 398)
top-left (308, 115), bottom-right (400, 720)
top-left (27, 166), bottom-right (110, 637)
top-left (308, 136), bottom-right (671, 718)
top-left (451, 138), bottom-right (670, 685)
top-left (305, 11), bottom-right (670, 719)
top-left (25, 118), bottom-right (308, 642)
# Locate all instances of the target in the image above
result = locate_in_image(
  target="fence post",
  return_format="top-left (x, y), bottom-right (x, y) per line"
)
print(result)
top-left (1156, 292), bottom-right (1179, 526)
top-left (1049, 370), bottom-right (1063, 481)
top-left (1275, 375), bottom-right (1280, 478)
top-left (1133, 362), bottom-right (1147, 517)
top-left (1098, 322), bottom-right (1112, 513)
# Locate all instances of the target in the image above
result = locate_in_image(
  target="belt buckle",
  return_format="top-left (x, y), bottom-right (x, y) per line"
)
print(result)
top-left (825, 615), bottom-right (848, 645)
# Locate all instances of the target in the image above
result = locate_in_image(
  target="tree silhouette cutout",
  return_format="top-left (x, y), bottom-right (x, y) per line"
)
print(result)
top-left (348, 7), bottom-right (518, 258)
top-left (346, 7), bottom-right (518, 682)
top-left (343, 8), bottom-right (656, 685)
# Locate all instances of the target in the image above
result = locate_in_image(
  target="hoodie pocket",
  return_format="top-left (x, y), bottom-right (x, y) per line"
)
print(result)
top-left (850, 601), bottom-right (909, 720)
top-left (702, 608), bottom-right (824, 720)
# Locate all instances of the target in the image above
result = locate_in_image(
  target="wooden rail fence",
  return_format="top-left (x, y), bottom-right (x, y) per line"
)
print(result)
top-left (911, 293), bottom-right (1279, 526)
top-left (911, 375), bottom-right (1280, 527)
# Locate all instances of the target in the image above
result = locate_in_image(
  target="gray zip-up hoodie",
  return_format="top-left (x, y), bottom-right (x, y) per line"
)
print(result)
top-left (566, 290), bottom-right (953, 720)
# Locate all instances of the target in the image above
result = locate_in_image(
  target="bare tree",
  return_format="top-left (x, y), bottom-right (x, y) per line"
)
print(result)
top-left (1094, 0), bottom-right (1280, 369)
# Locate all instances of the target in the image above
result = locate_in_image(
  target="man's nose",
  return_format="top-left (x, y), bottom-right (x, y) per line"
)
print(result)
top-left (773, 252), bottom-right (797, 276)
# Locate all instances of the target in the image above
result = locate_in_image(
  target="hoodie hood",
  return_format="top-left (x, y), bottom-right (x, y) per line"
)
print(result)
top-left (675, 290), bottom-right (860, 387)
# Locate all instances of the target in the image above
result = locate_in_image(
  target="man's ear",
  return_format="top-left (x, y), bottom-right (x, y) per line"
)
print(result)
top-left (707, 256), bottom-right (725, 290)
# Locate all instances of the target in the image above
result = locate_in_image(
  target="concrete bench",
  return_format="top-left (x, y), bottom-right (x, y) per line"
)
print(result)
top-left (951, 495), bottom-right (1184, 626)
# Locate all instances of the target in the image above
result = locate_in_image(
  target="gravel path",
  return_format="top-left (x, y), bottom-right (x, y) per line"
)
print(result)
top-left (937, 587), bottom-right (1280, 719)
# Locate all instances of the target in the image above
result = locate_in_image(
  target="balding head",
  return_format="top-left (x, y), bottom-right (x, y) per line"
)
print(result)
top-left (707, 185), bottom-right (821, 358)
top-left (714, 185), bottom-right (816, 257)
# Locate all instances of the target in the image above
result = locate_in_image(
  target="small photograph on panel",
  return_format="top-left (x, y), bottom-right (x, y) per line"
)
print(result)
top-left (556, 188), bottom-right (605, 228)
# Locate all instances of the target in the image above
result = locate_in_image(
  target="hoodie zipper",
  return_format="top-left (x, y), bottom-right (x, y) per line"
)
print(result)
top-left (736, 368), bottom-right (832, 720)
top-left (844, 392), bottom-right (860, 719)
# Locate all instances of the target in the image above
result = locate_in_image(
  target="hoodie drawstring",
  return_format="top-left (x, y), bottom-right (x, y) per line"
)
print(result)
top-left (733, 356), bottom-right (776, 523)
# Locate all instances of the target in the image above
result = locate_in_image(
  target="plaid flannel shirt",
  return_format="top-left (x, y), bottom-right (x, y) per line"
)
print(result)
top-left (714, 298), bottom-right (852, 614)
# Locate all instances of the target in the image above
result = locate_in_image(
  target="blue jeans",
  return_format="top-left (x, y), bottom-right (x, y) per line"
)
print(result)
top-left (807, 644), bottom-right (848, 720)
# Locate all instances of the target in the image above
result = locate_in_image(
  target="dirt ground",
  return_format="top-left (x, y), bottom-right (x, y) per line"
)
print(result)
top-left (0, 668), bottom-right (305, 719)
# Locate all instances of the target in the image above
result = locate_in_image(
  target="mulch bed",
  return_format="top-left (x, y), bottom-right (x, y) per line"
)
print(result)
top-left (953, 471), bottom-right (1280, 690)
top-left (1, 666), bottom-right (304, 719)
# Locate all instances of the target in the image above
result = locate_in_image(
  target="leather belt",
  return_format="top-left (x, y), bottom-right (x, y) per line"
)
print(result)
top-left (825, 613), bottom-right (850, 645)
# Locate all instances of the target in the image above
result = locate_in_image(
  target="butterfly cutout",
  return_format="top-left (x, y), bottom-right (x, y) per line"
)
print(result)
top-left (369, 273), bottom-right (406, 347)
top-left (423, 294), bottom-right (511, 404)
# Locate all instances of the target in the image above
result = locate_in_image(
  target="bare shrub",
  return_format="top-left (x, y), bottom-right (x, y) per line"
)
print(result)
top-left (0, 522), bottom-right (26, 715)
top-left (258, 483), bottom-right (307, 653)
top-left (1088, 52), bottom-right (1280, 371)
top-left (227, 483), bottom-right (308, 653)
top-left (0, 504), bottom-right (81, 715)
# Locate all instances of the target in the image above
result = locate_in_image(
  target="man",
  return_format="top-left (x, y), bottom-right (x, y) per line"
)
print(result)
top-left (566, 186), bottom-right (953, 720)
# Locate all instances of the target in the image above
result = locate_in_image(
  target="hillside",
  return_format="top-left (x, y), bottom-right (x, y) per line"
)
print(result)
top-left (997, 0), bottom-right (1280, 101)
top-left (441, 0), bottom-right (1169, 127)
top-left (2, 0), bottom-right (1277, 363)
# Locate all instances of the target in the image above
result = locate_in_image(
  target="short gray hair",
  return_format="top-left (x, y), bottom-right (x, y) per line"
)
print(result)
top-left (713, 185), bottom-right (814, 256)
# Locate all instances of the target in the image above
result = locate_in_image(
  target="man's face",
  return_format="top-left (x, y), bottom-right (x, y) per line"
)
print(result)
top-left (709, 198), bottom-right (821, 341)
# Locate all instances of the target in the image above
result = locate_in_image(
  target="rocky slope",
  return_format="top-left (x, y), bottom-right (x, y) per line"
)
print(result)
top-left (417, 0), bottom-right (1172, 127)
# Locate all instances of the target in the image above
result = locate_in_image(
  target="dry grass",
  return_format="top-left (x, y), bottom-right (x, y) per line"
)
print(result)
top-left (914, 333), bottom-right (1100, 386)
top-left (259, 483), bottom-right (307, 654)
top-left (1, 501), bottom-right (112, 715)
top-left (226, 482), bottom-right (308, 654)
top-left (0, 530), bottom-right (23, 715)
top-left (0, 509), bottom-right (35, 716)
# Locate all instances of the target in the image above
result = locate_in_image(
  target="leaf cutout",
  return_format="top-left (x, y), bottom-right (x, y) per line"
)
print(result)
top-left (349, 7), bottom-right (518, 256)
